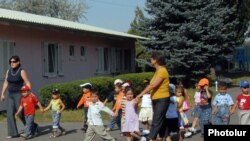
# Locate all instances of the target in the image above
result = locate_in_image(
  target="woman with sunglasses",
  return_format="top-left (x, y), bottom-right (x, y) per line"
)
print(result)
top-left (1, 55), bottom-right (31, 139)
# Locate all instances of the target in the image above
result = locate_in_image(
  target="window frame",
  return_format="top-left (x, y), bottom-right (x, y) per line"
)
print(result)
top-left (96, 47), bottom-right (134, 74)
top-left (0, 39), bottom-right (15, 80)
top-left (80, 45), bottom-right (87, 61)
top-left (42, 42), bottom-right (63, 78)
top-left (69, 45), bottom-right (75, 61)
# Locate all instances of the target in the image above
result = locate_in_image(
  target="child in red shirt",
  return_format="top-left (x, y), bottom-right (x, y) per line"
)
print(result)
top-left (232, 81), bottom-right (250, 124)
top-left (77, 83), bottom-right (93, 132)
top-left (15, 85), bottom-right (43, 139)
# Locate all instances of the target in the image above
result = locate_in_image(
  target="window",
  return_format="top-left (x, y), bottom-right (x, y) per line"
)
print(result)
top-left (69, 45), bottom-right (75, 61)
top-left (42, 43), bottom-right (63, 77)
top-left (0, 40), bottom-right (15, 79)
top-left (96, 47), bottom-right (133, 74)
top-left (80, 46), bottom-right (86, 60)
top-left (124, 49), bottom-right (132, 71)
top-left (69, 45), bottom-right (75, 57)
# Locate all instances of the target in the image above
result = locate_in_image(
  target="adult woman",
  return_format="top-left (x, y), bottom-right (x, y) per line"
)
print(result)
top-left (1, 56), bottom-right (31, 138)
top-left (137, 51), bottom-right (170, 141)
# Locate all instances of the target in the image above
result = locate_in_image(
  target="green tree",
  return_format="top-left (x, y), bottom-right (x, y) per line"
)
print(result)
top-left (128, 6), bottom-right (151, 71)
top-left (139, 0), bottom-right (244, 78)
top-left (0, 0), bottom-right (87, 22)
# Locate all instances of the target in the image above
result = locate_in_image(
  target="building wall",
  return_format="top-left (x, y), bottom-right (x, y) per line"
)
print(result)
top-left (0, 23), bottom-right (135, 97)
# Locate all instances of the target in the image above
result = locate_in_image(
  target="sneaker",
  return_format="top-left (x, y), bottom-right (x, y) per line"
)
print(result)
top-left (23, 135), bottom-right (33, 140)
top-left (106, 128), bottom-right (111, 131)
top-left (20, 133), bottom-right (26, 137)
top-left (34, 125), bottom-right (39, 136)
top-left (140, 136), bottom-right (147, 141)
top-left (142, 130), bottom-right (150, 135)
top-left (49, 134), bottom-right (56, 138)
top-left (61, 129), bottom-right (66, 135)
top-left (188, 127), bottom-right (197, 133)
top-left (184, 132), bottom-right (192, 138)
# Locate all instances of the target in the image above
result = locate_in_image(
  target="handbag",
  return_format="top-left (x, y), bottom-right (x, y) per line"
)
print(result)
top-left (182, 100), bottom-right (190, 112)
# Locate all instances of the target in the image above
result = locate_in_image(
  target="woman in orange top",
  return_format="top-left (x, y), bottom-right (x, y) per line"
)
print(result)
top-left (77, 83), bottom-right (93, 132)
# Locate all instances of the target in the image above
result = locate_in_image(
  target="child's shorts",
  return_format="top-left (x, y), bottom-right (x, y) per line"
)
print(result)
top-left (139, 107), bottom-right (153, 122)
top-left (191, 105), bottom-right (200, 118)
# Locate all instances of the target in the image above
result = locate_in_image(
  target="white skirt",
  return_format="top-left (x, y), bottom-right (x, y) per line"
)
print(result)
top-left (139, 107), bottom-right (153, 122)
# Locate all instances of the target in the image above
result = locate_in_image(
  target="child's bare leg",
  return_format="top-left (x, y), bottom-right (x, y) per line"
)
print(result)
top-left (142, 121), bottom-right (150, 129)
top-left (179, 131), bottom-right (183, 141)
top-left (126, 136), bottom-right (132, 141)
top-left (125, 132), bottom-right (132, 141)
top-left (130, 132), bottom-right (141, 139)
top-left (192, 117), bottom-right (198, 128)
top-left (157, 137), bottom-right (163, 141)
top-left (166, 136), bottom-right (171, 141)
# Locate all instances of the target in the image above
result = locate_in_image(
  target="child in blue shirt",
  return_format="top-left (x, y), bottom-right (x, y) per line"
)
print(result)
top-left (212, 81), bottom-right (234, 125)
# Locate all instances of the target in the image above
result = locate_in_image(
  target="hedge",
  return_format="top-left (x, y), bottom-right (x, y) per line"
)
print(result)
top-left (39, 72), bottom-right (154, 109)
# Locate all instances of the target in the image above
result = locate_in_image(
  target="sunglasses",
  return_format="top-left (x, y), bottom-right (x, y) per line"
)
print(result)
top-left (242, 86), bottom-right (249, 89)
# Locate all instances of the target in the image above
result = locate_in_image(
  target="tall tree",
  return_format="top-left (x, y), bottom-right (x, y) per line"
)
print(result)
top-left (0, 0), bottom-right (87, 22)
top-left (139, 0), bottom-right (244, 78)
top-left (128, 6), bottom-right (151, 71)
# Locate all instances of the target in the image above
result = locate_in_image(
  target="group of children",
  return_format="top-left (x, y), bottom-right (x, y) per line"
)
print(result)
top-left (14, 77), bottom-right (250, 141)
top-left (14, 85), bottom-right (66, 139)
top-left (187, 78), bottom-right (250, 139)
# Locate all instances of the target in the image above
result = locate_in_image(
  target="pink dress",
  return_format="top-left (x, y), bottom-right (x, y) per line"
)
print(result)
top-left (121, 100), bottom-right (139, 132)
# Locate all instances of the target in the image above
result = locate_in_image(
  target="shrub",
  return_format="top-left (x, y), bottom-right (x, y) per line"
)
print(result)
top-left (39, 72), bottom-right (154, 109)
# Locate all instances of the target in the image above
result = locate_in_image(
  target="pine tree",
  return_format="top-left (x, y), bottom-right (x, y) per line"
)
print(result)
top-left (139, 0), bottom-right (242, 77)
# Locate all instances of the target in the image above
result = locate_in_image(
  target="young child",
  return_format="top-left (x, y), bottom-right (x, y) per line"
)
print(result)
top-left (212, 81), bottom-right (234, 125)
top-left (121, 86), bottom-right (144, 141)
top-left (231, 80), bottom-right (250, 124)
top-left (77, 83), bottom-right (93, 132)
top-left (106, 82), bottom-right (124, 131)
top-left (15, 85), bottom-right (43, 140)
top-left (43, 88), bottom-right (66, 138)
top-left (175, 85), bottom-right (192, 138)
top-left (84, 91), bottom-right (116, 141)
top-left (103, 79), bottom-right (123, 107)
top-left (198, 78), bottom-right (212, 137)
top-left (138, 79), bottom-right (153, 135)
top-left (165, 84), bottom-right (182, 141)
top-left (189, 83), bottom-right (200, 133)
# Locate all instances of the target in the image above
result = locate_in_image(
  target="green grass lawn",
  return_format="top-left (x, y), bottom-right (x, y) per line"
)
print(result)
top-left (0, 104), bottom-right (113, 123)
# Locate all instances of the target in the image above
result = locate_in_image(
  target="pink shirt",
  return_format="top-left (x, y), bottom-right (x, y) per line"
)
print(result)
top-left (194, 91), bottom-right (201, 104)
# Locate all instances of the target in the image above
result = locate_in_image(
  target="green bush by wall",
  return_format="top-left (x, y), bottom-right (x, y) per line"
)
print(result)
top-left (39, 72), bottom-right (154, 109)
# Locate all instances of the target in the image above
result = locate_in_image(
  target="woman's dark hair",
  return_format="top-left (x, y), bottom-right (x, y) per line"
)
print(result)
top-left (9, 55), bottom-right (21, 66)
top-left (151, 51), bottom-right (166, 66)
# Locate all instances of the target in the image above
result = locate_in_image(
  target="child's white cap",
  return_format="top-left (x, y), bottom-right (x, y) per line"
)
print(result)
top-left (80, 83), bottom-right (92, 90)
top-left (114, 79), bottom-right (123, 85)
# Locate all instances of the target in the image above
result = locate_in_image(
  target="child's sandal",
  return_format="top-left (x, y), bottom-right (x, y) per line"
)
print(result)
top-left (49, 134), bottom-right (56, 138)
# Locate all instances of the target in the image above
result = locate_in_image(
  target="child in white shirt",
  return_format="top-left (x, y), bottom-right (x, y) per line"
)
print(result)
top-left (138, 79), bottom-right (153, 135)
top-left (84, 91), bottom-right (115, 141)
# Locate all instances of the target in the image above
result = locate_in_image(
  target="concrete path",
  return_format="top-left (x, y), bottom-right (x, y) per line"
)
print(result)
top-left (0, 86), bottom-right (243, 141)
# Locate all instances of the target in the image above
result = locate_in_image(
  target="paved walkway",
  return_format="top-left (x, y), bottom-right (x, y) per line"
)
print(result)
top-left (0, 86), bottom-right (243, 141)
